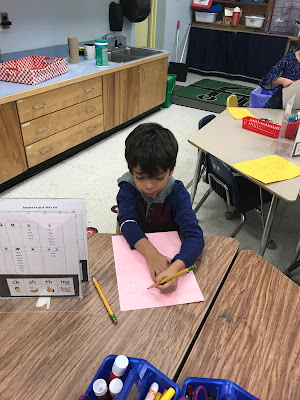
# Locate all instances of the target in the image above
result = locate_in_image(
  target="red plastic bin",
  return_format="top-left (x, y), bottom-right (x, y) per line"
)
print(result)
top-left (281, 118), bottom-right (300, 140)
top-left (0, 55), bottom-right (68, 85)
top-left (242, 116), bottom-right (281, 138)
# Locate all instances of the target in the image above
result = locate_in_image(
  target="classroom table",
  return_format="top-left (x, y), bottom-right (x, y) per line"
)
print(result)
top-left (188, 108), bottom-right (300, 256)
top-left (0, 233), bottom-right (239, 399)
top-left (176, 250), bottom-right (300, 400)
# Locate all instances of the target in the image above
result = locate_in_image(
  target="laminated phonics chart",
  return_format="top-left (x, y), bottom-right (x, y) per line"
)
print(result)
top-left (0, 199), bottom-right (89, 298)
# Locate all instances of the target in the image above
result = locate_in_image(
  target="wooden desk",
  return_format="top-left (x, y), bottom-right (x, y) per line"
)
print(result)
top-left (188, 108), bottom-right (300, 255)
top-left (0, 233), bottom-right (239, 399)
top-left (176, 250), bottom-right (300, 400)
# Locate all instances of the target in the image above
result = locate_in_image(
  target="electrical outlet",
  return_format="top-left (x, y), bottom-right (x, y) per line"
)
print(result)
top-left (0, 12), bottom-right (12, 29)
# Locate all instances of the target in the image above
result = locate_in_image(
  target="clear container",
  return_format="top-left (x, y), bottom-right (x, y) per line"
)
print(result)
top-left (245, 15), bottom-right (265, 28)
top-left (195, 11), bottom-right (218, 23)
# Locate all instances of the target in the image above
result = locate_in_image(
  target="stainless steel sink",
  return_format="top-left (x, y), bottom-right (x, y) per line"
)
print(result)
top-left (108, 46), bottom-right (163, 63)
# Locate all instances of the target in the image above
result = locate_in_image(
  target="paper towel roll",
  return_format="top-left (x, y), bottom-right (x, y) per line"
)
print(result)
top-left (68, 37), bottom-right (79, 64)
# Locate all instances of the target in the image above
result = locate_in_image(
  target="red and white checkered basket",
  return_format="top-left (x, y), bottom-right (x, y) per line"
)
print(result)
top-left (0, 55), bottom-right (68, 85)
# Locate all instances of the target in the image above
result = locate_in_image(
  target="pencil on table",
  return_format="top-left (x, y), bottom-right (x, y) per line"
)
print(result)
top-left (147, 265), bottom-right (196, 289)
top-left (92, 276), bottom-right (117, 324)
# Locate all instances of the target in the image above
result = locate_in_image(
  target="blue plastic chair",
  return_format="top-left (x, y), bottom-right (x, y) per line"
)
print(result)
top-left (195, 153), bottom-right (272, 238)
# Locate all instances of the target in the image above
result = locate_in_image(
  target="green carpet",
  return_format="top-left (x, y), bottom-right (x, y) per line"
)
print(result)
top-left (174, 79), bottom-right (253, 108)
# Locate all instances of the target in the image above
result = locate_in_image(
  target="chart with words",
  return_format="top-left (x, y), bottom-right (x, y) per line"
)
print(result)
top-left (0, 212), bottom-right (81, 297)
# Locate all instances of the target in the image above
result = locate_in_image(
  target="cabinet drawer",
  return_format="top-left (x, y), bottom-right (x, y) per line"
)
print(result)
top-left (17, 77), bottom-right (102, 123)
top-left (25, 114), bottom-right (104, 168)
top-left (21, 96), bottom-right (103, 146)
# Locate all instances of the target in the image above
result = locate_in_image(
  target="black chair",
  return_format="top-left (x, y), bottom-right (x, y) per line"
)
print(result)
top-left (189, 114), bottom-right (216, 201)
top-left (195, 152), bottom-right (273, 239)
top-left (283, 238), bottom-right (300, 282)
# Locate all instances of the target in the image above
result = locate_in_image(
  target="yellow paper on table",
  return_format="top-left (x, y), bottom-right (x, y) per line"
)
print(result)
top-left (227, 108), bottom-right (255, 120)
top-left (233, 155), bottom-right (300, 184)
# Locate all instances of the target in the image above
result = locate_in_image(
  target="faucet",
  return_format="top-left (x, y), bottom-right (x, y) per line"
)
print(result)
top-left (115, 35), bottom-right (126, 48)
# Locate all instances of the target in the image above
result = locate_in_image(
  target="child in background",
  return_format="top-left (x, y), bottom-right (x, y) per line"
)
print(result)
top-left (117, 123), bottom-right (204, 294)
top-left (259, 45), bottom-right (300, 108)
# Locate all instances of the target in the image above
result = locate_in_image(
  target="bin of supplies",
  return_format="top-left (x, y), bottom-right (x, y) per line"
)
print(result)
top-left (161, 74), bottom-right (177, 108)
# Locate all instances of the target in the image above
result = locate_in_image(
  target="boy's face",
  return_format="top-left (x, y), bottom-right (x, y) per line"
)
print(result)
top-left (132, 165), bottom-right (174, 198)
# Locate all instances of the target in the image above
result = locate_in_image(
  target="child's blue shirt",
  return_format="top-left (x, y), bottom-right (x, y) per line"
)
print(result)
top-left (117, 172), bottom-right (205, 268)
top-left (259, 52), bottom-right (300, 108)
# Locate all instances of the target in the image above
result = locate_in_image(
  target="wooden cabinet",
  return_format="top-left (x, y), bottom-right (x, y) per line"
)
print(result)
top-left (0, 102), bottom-right (27, 184)
top-left (104, 58), bottom-right (168, 129)
top-left (0, 54), bottom-right (169, 186)
top-left (17, 77), bottom-right (104, 168)
top-left (139, 58), bottom-right (168, 114)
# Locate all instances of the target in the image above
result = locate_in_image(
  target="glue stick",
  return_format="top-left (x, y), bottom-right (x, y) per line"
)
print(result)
top-left (109, 378), bottom-right (123, 397)
top-left (108, 355), bottom-right (129, 383)
top-left (144, 382), bottom-right (159, 400)
top-left (93, 379), bottom-right (110, 400)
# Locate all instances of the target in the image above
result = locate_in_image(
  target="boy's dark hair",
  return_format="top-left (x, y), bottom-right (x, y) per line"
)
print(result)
top-left (125, 123), bottom-right (178, 177)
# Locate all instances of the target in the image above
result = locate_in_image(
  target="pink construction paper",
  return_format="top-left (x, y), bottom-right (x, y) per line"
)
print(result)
top-left (112, 231), bottom-right (205, 311)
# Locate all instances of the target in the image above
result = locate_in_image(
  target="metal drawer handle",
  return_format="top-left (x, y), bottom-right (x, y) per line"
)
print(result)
top-left (33, 104), bottom-right (46, 110)
top-left (84, 88), bottom-right (95, 93)
top-left (40, 147), bottom-right (53, 155)
top-left (87, 126), bottom-right (97, 132)
top-left (36, 126), bottom-right (50, 133)
top-left (143, 68), bottom-right (146, 80)
top-left (86, 107), bottom-right (96, 113)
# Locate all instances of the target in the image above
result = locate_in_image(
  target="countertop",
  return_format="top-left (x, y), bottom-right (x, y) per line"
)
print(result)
top-left (0, 52), bottom-right (170, 105)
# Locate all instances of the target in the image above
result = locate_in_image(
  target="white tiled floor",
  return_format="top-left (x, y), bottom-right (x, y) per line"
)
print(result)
top-left (1, 73), bottom-right (299, 281)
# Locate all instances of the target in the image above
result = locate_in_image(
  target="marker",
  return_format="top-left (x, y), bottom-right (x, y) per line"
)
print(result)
top-left (144, 382), bottom-right (159, 400)
top-left (154, 393), bottom-right (162, 400)
top-left (92, 276), bottom-right (117, 324)
top-left (160, 388), bottom-right (175, 400)
top-left (147, 265), bottom-right (196, 289)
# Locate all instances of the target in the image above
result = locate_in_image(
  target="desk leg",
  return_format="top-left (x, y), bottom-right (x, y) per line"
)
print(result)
top-left (191, 149), bottom-right (202, 204)
top-left (259, 195), bottom-right (279, 256)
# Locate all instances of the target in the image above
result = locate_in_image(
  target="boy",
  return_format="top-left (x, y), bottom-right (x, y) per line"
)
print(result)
top-left (117, 123), bottom-right (204, 294)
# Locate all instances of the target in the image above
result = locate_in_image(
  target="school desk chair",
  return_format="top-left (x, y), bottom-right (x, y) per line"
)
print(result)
top-left (283, 238), bottom-right (300, 283)
top-left (194, 152), bottom-right (274, 241)
top-left (226, 94), bottom-right (238, 108)
top-left (189, 114), bottom-right (216, 203)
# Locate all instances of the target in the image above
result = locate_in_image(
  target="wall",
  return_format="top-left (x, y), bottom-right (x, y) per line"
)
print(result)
top-left (0, 0), bottom-right (135, 55)
top-left (162, 0), bottom-right (192, 63)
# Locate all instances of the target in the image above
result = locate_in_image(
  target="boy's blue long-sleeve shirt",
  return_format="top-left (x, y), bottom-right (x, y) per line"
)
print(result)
top-left (117, 172), bottom-right (205, 267)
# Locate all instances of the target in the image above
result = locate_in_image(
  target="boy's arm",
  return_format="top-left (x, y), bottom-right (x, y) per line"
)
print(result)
top-left (171, 181), bottom-right (205, 267)
top-left (117, 182), bottom-right (171, 280)
top-left (117, 182), bottom-right (146, 247)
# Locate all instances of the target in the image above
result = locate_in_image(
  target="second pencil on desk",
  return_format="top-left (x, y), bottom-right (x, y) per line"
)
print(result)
top-left (147, 265), bottom-right (195, 289)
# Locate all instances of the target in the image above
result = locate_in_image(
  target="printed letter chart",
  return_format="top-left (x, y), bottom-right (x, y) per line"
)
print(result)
top-left (0, 211), bottom-right (81, 298)
top-left (112, 231), bottom-right (204, 311)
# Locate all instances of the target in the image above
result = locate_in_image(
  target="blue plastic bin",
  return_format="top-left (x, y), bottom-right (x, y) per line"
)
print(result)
top-left (85, 355), bottom-right (180, 400)
top-left (84, 355), bottom-right (259, 400)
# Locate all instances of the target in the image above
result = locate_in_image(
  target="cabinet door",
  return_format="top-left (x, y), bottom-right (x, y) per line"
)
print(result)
top-left (118, 66), bottom-right (140, 124)
top-left (0, 102), bottom-right (27, 184)
top-left (139, 58), bottom-right (168, 114)
top-left (103, 73), bottom-right (120, 131)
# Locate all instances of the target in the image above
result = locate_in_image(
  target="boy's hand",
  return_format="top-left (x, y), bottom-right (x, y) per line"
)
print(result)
top-left (145, 251), bottom-right (172, 282)
top-left (155, 259), bottom-right (186, 294)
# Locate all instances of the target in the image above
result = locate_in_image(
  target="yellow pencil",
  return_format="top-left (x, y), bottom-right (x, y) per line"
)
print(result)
top-left (92, 276), bottom-right (117, 324)
top-left (147, 265), bottom-right (196, 289)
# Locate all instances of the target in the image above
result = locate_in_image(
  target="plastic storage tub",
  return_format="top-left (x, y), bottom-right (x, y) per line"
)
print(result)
top-left (195, 11), bottom-right (218, 23)
top-left (84, 355), bottom-right (258, 400)
top-left (245, 15), bottom-right (265, 28)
